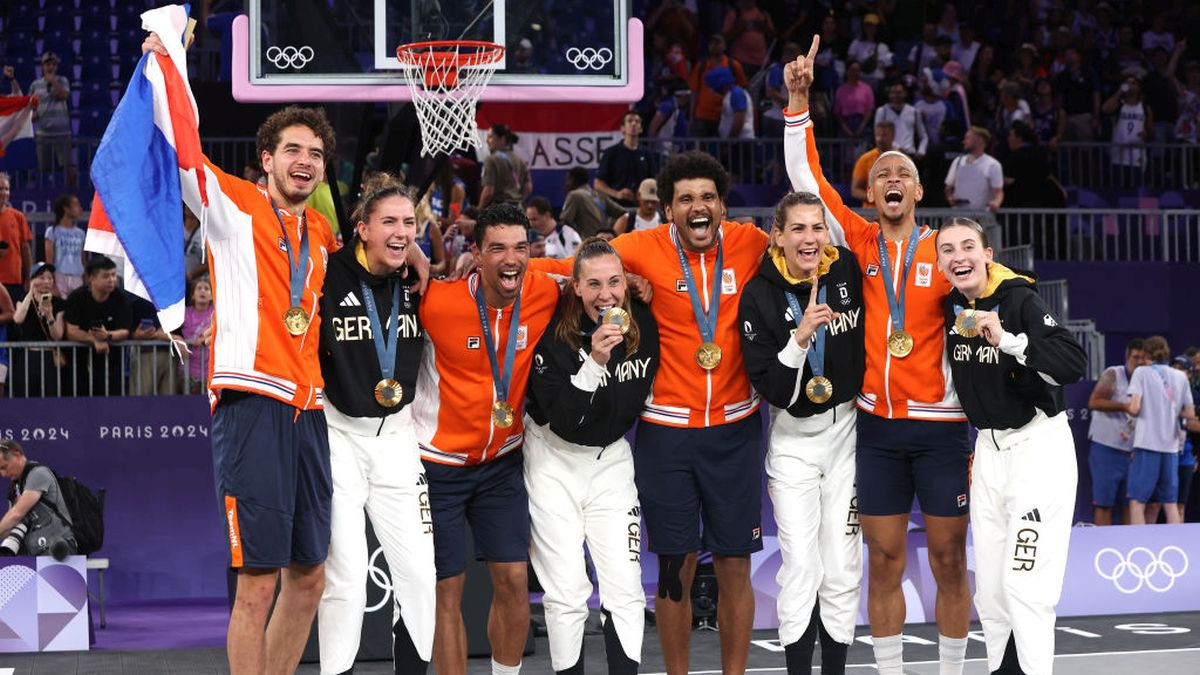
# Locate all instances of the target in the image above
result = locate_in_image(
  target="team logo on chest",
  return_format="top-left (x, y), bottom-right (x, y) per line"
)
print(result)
top-left (836, 282), bottom-right (851, 306)
top-left (676, 279), bottom-right (689, 292)
top-left (721, 268), bottom-right (737, 294)
top-left (865, 263), bottom-right (879, 277)
top-left (915, 262), bottom-right (933, 287)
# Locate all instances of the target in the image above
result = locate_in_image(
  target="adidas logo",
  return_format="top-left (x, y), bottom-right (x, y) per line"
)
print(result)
top-left (339, 291), bottom-right (361, 307)
top-left (1021, 508), bottom-right (1042, 522)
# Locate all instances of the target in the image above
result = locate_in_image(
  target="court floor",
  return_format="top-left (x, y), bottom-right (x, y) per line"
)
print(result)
top-left (3, 610), bottom-right (1197, 673)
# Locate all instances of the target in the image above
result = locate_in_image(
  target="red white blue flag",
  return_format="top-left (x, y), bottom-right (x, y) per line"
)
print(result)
top-left (0, 94), bottom-right (37, 169)
top-left (85, 4), bottom-right (207, 332)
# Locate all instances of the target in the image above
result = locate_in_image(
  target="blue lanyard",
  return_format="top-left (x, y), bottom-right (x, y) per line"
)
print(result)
top-left (876, 228), bottom-right (919, 332)
top-left (473, 278), bottom-right (522, 403)
top-left (672, 226), bottom-right (723, 343)
top-left (270, 199), bottom-right (310, 308)
top-left (359, 280), bottom-right (401, 382)
top-left (784, 284), bottom-right (828, 378)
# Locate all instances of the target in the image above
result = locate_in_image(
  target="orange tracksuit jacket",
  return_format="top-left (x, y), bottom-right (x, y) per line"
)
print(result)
top-left (784, 106), bottom-right (965, 421)
top-left (199, 158), bottom-right (336, 411)
top-left (532, 221), bottom-right (769, 428)
top-left (412, 271), bottom-right (560, 465)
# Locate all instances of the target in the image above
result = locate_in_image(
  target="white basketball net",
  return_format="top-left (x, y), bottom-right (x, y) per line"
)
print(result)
top-left (397, 42), bottom-right (504, 157)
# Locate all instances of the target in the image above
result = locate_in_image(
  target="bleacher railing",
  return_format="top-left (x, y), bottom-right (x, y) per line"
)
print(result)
top-left (728, 207), bottom-right (1200, 263)
top-left (1065, 320), bottom-right (1107, 381)
top-left (0, 340), bottom-right (207, 398)
top-left (638, 136), bottom-right (1200, 190)
top-left (9, 136), bottom-right (1199, 195)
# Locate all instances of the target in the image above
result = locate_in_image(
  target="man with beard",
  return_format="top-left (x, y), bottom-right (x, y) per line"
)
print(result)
top-left (529, 150), bottom-right (771, 674)
top-left (412, 203), bottom-right (561, 675)
top-left (784, 38), bottom-right (972, 675)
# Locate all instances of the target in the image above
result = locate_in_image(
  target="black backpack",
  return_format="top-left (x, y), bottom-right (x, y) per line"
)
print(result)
top-left (25, 462), bottom-right (106, 555)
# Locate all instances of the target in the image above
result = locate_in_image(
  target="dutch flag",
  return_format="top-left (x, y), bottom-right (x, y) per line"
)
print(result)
top-left (0, 94), bottom-right (36, 169)
top-left (85, 4), bottom-right (207, 332)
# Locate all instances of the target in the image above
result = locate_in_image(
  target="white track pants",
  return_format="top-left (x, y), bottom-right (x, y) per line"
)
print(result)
top-left (766, 401), bottom-right (862, 646)
top-left (523, 419), bottom-right (646, 671)
top-left (971, 411), bottom-right (1077, 675)
top-left (318, 405), bottom-right (436, 674)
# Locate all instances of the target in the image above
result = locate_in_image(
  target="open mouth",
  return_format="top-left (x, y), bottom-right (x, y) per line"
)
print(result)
top-left (883, 189), bottom-right (903, 204)
top-left (688, 215), bottom-right (712, 235)
top-left (498, 268), bottom-right (522, 291)
top-left (796, 247), bottom-right (819, 263)
top-left (386, 241), bottom-right (407, 254)
top-left (952, 264), bottom-right (973, 279)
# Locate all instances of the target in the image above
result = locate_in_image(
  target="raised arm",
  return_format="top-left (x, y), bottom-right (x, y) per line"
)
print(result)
top-left (782, 37), bottom-right (870, 248)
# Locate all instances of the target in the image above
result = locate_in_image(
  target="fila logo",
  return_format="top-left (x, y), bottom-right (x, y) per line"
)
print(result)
top-left (957, 493), bottom-right (968, 508)
top-left (339, 291), bottom-right (361, 307)
top-left (676, 279), bottom-right (689, 292)
top-left (1021, 508), bottom-right (1042, 522)
top-left (865, 263), bottom-right (879, 276)
top-left (752, 527), bottom-right (761, 540)
top-left (467, 336), bottom-right (482, 349)
top-left (277, 236), bottom-right (288, 252)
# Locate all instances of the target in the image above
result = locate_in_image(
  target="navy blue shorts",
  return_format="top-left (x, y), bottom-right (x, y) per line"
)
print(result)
top-left (1088, 441), bottom-right (1132, 507)
top-left (856, 413), bottom-right (970, 517)
top-left (210, 391), bottom-right (332, 568)
top-left (1127, 448), bottom-right (1177, 503)
top-left (634, 410), bottom-right (764, 556)
top-left (423, 450), bottom-right (530, 580)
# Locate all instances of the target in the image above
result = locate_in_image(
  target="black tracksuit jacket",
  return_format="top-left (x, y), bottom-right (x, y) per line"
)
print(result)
top-left (526, 301), bottom-right (659, 447)
top-left (944, 267), bottom-right (1086, 431)
top-left (318, 244), bottom-right (423, 423)
top-left (738, 246), bottom-right (866, 418)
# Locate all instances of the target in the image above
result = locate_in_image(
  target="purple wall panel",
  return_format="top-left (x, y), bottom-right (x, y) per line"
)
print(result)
top-left (0, 396), bottom-right (227, 604)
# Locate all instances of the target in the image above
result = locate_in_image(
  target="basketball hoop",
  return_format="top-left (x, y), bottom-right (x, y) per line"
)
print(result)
top-left (396, 40), bottom-right (505, 157)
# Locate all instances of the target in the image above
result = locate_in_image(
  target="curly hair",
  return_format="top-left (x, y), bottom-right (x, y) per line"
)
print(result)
top-left (654, 150), bottom-right (731, 206)
top-left (255, 106), bottom-right (336, 159)
top-left (474, 202), bottom-right (530, 245)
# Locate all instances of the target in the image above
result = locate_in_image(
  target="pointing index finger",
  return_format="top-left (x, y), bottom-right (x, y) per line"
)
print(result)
top-left (808, 273), bottom-right (819, 306)
top-left (807, 35), bottom-right (820, 63)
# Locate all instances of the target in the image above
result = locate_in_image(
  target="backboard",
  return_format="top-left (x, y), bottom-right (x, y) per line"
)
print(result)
top-left (233, 0), bottom-right (642, 103)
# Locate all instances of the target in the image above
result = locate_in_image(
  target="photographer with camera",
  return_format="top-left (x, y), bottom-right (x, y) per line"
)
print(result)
top-left (0, 439), bottom-right (76, 559)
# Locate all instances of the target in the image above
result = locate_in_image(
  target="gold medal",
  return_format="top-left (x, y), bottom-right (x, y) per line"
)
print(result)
top-left (805, 376), bottom-right (833, 404)
top-left (954, 309), bottom-right (980, 338)
top-left (374, 379), bottom-right (403, 407)
top-left (696, 341), bottom-right (722, 370)
top-left (492, 401), bottom-right (515, 428)
top-left (283, 306), bottom-right (310, 336)
top-left (601, 307), bottom-right (631, 334)
top-left (887, 329), bottom-right (914, 358)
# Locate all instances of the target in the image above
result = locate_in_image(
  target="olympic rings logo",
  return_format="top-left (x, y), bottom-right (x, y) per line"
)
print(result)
top-left (1093, 546), bottom-right (1189, 594)
top-left (565, 47), bottom-right (613, 71)
top-left (265, 45), bottom-right (314, 70)
top-left (365, 546), bottom-right (392, 612)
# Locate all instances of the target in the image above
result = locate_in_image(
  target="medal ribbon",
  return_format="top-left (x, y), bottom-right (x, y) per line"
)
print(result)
top-left (474, 278), bottom-right (523, 406)
top-left (784, 284), bottom-right (828, 379)
top-left (876, 228), bottom-right (919, 333)
top-left (360, 280), bottom-right (401, 383)
top-left (672, 226), bottom-right (723, 345)
top-left (270, 199), bottom-right (310, 310)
